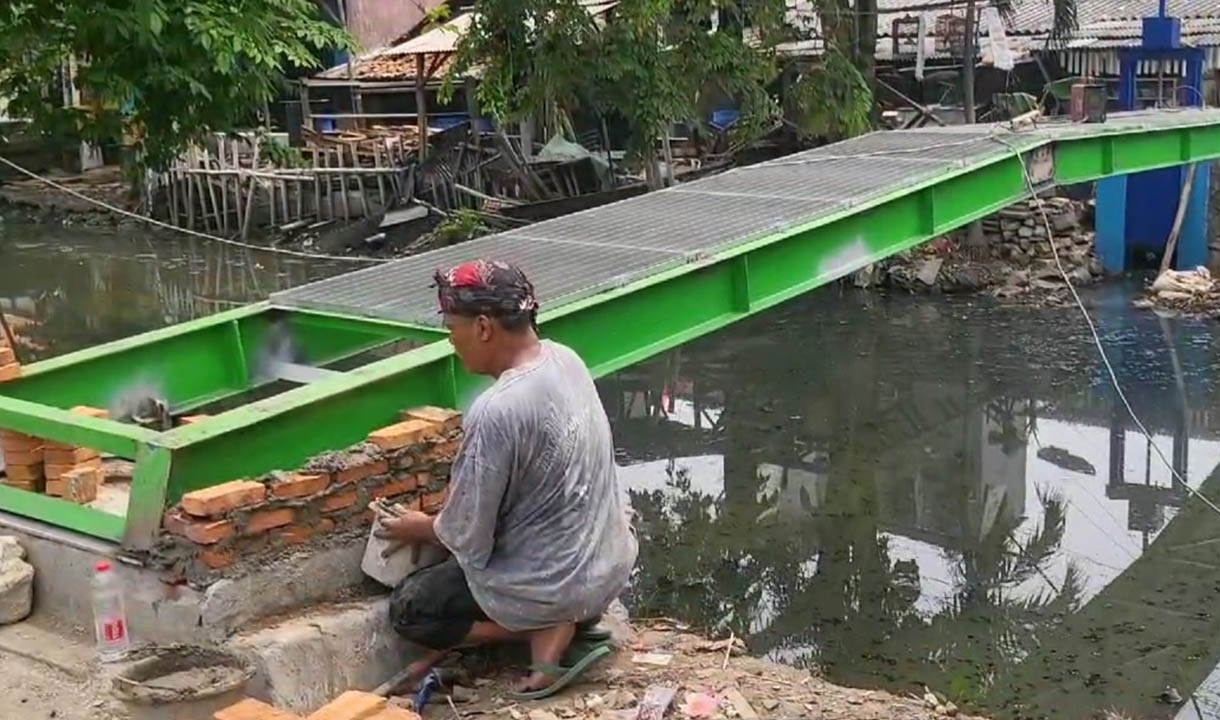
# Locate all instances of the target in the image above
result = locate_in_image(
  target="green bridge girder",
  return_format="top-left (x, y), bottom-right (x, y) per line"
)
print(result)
top-left (1, 110), bottom-right (1220, 549)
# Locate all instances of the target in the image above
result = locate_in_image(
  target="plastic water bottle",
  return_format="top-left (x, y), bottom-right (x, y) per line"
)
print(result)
top-left (92, 561), bottom-right (130, 662)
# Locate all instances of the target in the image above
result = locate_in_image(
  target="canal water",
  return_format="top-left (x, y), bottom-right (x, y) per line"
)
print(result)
top-left (5, 220), bottom-right (1220, 719)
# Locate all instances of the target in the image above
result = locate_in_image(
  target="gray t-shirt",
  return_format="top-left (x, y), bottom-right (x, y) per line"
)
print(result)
top-left (434, 340), bottom-right (637, 631)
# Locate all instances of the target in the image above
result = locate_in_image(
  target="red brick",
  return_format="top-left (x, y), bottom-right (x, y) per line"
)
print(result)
top-left (369, 474), bottom-right (419, 500)
top-left (334, 459), bottom-right (389, 485)
top-left (214, 697), bottom-right (303, 720)
top-left (306, 691), bottom-right (386, 720)
top-left (0, 363), bottom-right (21, 382)
top-left (0, 347), bottom-right (14, 366)
top-left (402, 406), bottom-right (463, 433)
top-left (246, 507), bottom-right (295, 535)
top-left (4, 463), bottom-right (43, 482)
top-left (164, 510), bottom-right (236, 545)
top-left (425, 440), bottom-right (460, 462)
top-left (270, 473), bottom-right (329, 499)
top-left (44, 446), bottom-right (99, 465)
top-left (182, 480), bottom-right (267, 517)
top-left (367, 420), bottom-right (439, 452)
top-left (180, 414), bottom-right (210, 425)
top-left (421, 488), bottom-right (448, 514)
top-left (69, 405), bottom-right (110, 419)
top-left (2, 448), bottom-right (42, 465)
top-left (0, 432), bottom-right (41, 452)
top-left (320, 489), bottom-right (358, 513)
top-left (45, 457), bottom-right (101, 480)
top-left (199, 546), bottom-right (236, 570)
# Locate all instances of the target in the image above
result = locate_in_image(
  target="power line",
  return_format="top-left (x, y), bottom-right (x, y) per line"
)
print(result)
top-left (989, 128), bottom-right (1220, 523)
top-left (0, 154), bottom-right (389, 265)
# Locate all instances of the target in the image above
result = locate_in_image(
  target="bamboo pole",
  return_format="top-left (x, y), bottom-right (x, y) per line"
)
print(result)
top-left (240, 140), bottom-right (262, 240)
top-left (373, 143), bottom-right (387, 210)
top-left (313, 149), bottom-right (323, 220)
top-left (350, 143), bottom-right (371, 218)
top-left (217, 139), bottom-right (230, 234)
top-left (337, 147), bottom-right (351, 220)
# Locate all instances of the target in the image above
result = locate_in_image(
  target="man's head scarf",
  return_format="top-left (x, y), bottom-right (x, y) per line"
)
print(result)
top-left (433, 260), bottom-right (539, 326)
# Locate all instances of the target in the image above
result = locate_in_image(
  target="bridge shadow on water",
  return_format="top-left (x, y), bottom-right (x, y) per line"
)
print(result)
top-left (601, 285), bottom-right (1220, 720)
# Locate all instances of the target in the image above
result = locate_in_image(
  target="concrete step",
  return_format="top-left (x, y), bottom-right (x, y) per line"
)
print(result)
top-left (227, 597), bottom-right (409, 715)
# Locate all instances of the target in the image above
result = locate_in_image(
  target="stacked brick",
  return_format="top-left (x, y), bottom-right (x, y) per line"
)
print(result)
top-left (216, 691), bottom-right (420, 720)
top-left (1, 405), bottom-right (109, 501)
top-left (161, 406), bottom-right (461, 575)
top-left (44, 406), bottom-right (108, 503)
top-left (0, 431), bottom-right (44, 492)
top-left (0, 338), bottom-right (20, 383)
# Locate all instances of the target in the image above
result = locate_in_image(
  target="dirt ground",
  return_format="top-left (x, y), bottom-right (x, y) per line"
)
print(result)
top-left (0, 618), bottom-right (983, 720)
top-left (403, 619), bottom-right (982, 720)
top-left (0, 648), bottom-right (122, 719)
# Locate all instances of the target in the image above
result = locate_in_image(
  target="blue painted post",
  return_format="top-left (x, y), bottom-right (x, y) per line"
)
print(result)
top-left (1175, 161), bottom-right (1212, 270)
top-left (1119, 54), bottom-right (1138, 110)
top-left (1097, 175), bottom-right (1129, 273)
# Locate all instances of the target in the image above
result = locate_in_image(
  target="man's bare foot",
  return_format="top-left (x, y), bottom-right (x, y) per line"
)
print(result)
top-left (514, 623), bottom-right (576, 693)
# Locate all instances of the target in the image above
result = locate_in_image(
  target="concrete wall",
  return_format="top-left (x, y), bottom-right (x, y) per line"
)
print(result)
top-left (346, 0), bottom-right (448, 51)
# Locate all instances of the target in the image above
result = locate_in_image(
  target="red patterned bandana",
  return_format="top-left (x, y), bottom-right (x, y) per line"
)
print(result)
top-left (433, 259), bottom-right (539, 322)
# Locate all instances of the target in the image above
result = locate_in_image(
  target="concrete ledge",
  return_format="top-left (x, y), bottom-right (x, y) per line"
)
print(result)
top-left (228, 597), bottom-right (408, 714)
top-left (0, 513), bottom-right (376, 646)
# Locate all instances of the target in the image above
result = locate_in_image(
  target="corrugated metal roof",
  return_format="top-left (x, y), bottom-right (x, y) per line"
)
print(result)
top-left (382, 13), bottom-right (475, 56)
top-left (876, 0), bottom-right (1220, 37)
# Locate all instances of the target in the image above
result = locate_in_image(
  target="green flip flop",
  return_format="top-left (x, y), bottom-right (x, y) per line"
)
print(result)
top-left (507, 642), bottom-right (612, 701)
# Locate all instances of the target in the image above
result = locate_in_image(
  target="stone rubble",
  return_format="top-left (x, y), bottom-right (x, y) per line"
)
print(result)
top-left (0, 535), bottom-right (34, 624)
top-left (879, 196), bottom-right (1102, 302)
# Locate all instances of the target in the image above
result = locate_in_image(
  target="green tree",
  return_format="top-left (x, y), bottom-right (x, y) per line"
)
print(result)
top-left (0, 0), bottom-right (351, 169)
top-left (449, 0), bottom-right (873, 180)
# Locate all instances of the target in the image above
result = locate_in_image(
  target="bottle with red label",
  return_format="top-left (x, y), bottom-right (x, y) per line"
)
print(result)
top-left (92, 561), bottom-right (130, 662)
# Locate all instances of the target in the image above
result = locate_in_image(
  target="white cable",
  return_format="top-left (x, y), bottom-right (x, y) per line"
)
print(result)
top-left (989, 130), bottom-right (1220, 521)
top-left (0, 154), bottom-right (389, 264)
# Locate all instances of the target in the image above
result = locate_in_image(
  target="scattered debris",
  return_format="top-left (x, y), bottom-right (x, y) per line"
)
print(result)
top-left (636, 686), bottom-right (677, 720)
top-left (1036, 446), bottom-right (1097, 476)
top-left (1159, 686), bottom-right (1184, 704)
top-left (631, 652), bottom-right (673, 667)
top-left (882, 196), bottom-right (1101, 302)
top-left (722, 687), bottom-right (759, 719)
top-left (681, 691), bottom-right (720, 718)
top-left (1138, 267), bottom-right (1220, 317)
top-left (0, 536), bottom-right (33, 624)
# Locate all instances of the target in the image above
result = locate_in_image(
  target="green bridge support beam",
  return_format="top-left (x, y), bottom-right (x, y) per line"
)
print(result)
top-left (3, 114), bottom-right (1220, 548)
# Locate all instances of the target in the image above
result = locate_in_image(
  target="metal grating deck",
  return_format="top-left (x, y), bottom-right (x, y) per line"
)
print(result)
top-left (272, 109), bottom-right (1220, 326)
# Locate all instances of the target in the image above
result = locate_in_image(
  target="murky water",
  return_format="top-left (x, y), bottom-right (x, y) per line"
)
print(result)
top-left (5, 220), bottom-right (1220, 719)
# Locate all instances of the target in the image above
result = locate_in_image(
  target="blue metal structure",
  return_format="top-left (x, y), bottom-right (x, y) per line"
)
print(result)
top-left (1097, 0), bottom-right (1213, 272)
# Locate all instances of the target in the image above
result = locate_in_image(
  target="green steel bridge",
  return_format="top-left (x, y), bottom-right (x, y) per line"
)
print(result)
top-left (2, 109), bottom-right (1220, 549)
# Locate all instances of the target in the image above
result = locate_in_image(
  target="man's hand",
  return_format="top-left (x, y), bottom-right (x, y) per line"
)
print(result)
top-left (374, 510), bottom-right (436, 544)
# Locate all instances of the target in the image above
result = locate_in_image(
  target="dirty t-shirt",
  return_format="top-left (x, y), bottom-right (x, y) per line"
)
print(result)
top-left (434, 340), bottom-right (637, 632)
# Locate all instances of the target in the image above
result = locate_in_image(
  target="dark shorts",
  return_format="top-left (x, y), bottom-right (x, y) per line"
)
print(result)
top-left (389, 556), bottom-right (488, 651)
top-left (388, 556), bottom-right (608, 651)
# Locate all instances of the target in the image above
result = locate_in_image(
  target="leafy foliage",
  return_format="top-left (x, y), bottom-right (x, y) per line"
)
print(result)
top-left (0, 0), bottom-right (351, 169)
top-left (449, 0), bottom-right (852, 163)
top-left (784, 50), bottom-right (873, 141)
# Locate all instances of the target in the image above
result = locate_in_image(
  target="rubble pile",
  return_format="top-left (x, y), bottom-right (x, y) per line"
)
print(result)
top-left (1135, 266), bottom-right (1220, 317)
top-left (881, 196), bottom-right (1102, 301)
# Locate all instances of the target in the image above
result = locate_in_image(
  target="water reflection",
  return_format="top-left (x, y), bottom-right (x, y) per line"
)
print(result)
top-left (604, 288), bottom-right (1220, 720)
top-left (0, 221), bottom-right (348, 360)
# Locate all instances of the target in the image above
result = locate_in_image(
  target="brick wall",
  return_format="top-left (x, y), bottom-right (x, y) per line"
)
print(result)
top-left (157, 406), bottom-right (461, 578)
